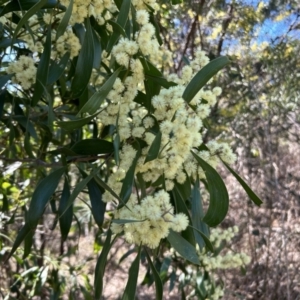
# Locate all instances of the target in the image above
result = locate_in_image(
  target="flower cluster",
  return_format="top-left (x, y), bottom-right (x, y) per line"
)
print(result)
top-left (111, 190), bottom-right (188, 248)
top-left (2, 0), bottom-right (237, 254)
top-left (6, 56), bottom-right (37, 90)
top-left (55, 30), bottom-right (81, 59)
top-left (97, 11), bottom-right (236, 249)
top-left (201, 251), bottom-right (251, 272)
top-left (202, 281), bottom-right (224, 300)
top-left (60, 0), bottom-right (117, 25)
top-left (199, 226), bottom-right (251, 271)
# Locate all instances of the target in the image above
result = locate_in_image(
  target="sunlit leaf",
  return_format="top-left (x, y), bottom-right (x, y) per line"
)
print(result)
top-left (167, 230), bottom-right (200, 265)
top-left (192, 151), bottom-right (229, 227)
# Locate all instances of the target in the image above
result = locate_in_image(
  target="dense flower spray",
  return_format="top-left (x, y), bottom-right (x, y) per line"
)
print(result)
top-left (3, 0), bottom-right (236, 251)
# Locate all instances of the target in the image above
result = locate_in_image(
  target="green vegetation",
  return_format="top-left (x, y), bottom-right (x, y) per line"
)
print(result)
top-left (0, 0), bottom-right (299, 299)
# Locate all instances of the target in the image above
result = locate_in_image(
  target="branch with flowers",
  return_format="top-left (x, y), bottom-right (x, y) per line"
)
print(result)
top-left (0, 0), bottom-right (262, 298)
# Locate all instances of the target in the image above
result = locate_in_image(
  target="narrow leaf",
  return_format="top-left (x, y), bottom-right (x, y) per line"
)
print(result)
top-left (144, 131), bottom-right (161, 163)
top-left (172, 186), bottom-right (195, 247)
top-left (27, 167), bottom-right (65, 226)
top-left (0, 74), bottom-right (12, 89)
top-left (145, 249), bottom-right (163, 300)
top-left (87, 178), bottom-right (106, 228)
top-left (171, 0), bottom-right (182, 4)
top-left (92, 29), bottom-right (102, 69)
top-left (167, 230), bottom-right (200, 265)
top-left (134, 91), bottom-right (149, 109)
top-left (71, 139), bottom-right (114, 155)
top-left (77, 67), bottom-right (122, 115)
top-left (93, 174), bottom-right (122, 203)
top-left (94, 230), bottom-right (115, 299)
top-left (107, 20), bottom-right (127, 37)
top-left (47, 52), bottom-right (70, 85)
top-left (136, 172), bottom-right (146, 199)
top-left (122, 246), bottom-right (141, 300)
top-left (7, 223), bottom-right (32, 260)
top-left (58, 178), bottom-right (73, 241)
top-left (174, 172), bottom-right (191, 201)
top-left (13, 115), bottom-right (38, 139)
top-left (113, 133), bottom-right (120, 166)
top-left (223, 161), bottom-right (263, 206)
top-left (23, 227), bottom-right (34, 258)
top-left (106, 0), bottom-right (131, 52)
top-left (150, 14), bottom-right (162, 45)
top-left (56, 0), bottom-right (73, 40)
top-left (0, 0), bottom-right (64, 16)
top-left (139, 58), bottom-right (176, 88)
top-left (32, 28), bottom-right (52, 106)
top-left (71, 18), bottom-right (94, 97)
top-left (191, 180), bottom-right (209, 249)
top-left (112, 219), bottom-right (145, 224)
top-left (56, 110), bottom-right (99, 131)
top-left (182, 56), bottom-right (230, 103)
top-left (139, 57), bottom-right (162, 77)
top-left (146, 75), bottom-right (177, 89)
top-left (192, 151), bottom-right (229, 227)
top-left (12, 0), bottom-right (48, 41)
top-left (61, 167), bottom-right (100, 217)
top-left (188, 225), bottom-right (213, 252)
top-left (119, 143), bottom-right (141, 204)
